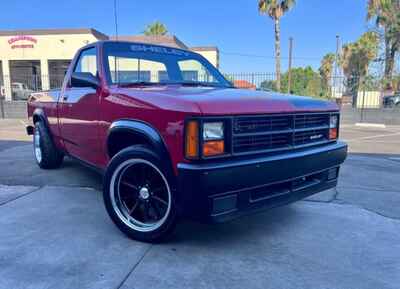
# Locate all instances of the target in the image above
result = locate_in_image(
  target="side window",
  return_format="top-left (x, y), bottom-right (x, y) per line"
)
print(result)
top-left (74, 47), bottom-right (97, 77)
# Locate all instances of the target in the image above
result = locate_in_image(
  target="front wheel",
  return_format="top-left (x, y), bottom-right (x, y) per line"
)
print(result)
top-left (103, 146), bottom-right (178, 242)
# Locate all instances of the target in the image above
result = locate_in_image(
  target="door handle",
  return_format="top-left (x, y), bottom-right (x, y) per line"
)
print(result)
top-left (62, 95), bottom-right (69, 101)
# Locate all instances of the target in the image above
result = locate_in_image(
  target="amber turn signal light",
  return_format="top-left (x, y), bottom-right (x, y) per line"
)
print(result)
top-left (203, 140), bottom-right (225, 157)
top-left (185, 120), bottom-right (199, 158)
top-left (329, 128), bottom-right (338, 140)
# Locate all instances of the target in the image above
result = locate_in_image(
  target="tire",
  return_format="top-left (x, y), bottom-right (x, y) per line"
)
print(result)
top-left (33, 121), bottom-right (64, 169)
top-left (103, 145), bottom-right (178, 243)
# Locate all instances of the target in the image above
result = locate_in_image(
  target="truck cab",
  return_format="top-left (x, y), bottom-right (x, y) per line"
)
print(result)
top-left (27, 41), bottom-right (347, 242)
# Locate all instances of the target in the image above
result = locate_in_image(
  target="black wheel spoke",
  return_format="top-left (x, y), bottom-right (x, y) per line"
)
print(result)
top-left (151, 186), bottom-right (165, 194)
top-left (128, 201), bottom-right (139, 215)
top-left (133, 169), bottom-right (143, 186)
top-left (121, 181), bottom-right (139, 191)
top-left (152, 195), bottom-right (168, 207)
top-left (143, 202), bottom-right (151, 222)
top-left (150, 200), bottom-right (161, 219)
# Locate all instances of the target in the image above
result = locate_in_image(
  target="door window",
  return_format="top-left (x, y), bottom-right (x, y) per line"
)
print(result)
top-left (74, 47), bottom-right (97, 77)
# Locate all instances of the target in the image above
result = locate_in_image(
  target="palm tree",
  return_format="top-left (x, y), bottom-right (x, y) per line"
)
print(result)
top-left (319, 53), bottom-right (336, 97)
top-left (258, 0), bottom-right (296, 91)
top-left (143, 21), bottom-right (168, 36)
top-left (341, 32), bottom-right (379, 105)
top-left (367, 0), bottom-right (400, 84)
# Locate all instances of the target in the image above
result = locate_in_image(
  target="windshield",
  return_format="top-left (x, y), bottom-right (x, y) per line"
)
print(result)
top-left (103, 42), bottom-right (232, 88)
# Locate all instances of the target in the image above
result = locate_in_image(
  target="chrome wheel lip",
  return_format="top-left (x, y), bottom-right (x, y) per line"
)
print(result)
top-left (109, 159), bottom-right (172, 233)
top-left (33, 129), bottom-right (42, 163)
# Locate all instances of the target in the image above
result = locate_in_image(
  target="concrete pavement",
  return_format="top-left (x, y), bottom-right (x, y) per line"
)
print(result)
top-left (0, 120), bottom-right (399, 289)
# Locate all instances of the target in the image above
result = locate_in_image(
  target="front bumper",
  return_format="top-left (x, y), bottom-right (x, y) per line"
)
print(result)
top-left (177, 141), bottom-right (347, 223)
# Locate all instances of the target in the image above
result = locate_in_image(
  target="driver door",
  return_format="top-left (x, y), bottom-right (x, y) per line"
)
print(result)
top-left (58, 46), bottom-right (102, 166)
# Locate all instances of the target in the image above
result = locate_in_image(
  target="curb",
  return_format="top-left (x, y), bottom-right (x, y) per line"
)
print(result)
top-left (355, 122), bottom-right (386, 128)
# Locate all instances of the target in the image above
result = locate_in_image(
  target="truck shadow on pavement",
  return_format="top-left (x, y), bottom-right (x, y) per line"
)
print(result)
top-left (169, 205), bottom-right (298, 245)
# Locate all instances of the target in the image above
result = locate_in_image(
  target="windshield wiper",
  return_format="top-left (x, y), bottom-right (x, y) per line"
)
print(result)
top-left (178, 81), bottom-right (221, 88)
top-left (117, 81), bottom-right (161, 87)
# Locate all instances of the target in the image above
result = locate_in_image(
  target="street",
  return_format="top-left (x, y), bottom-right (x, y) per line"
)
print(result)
top-left (0, 119), bottom-right (399, 289)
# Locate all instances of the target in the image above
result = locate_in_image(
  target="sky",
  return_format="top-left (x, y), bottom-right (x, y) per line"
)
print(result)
top-left (0, 0), bottom-right (371, 73)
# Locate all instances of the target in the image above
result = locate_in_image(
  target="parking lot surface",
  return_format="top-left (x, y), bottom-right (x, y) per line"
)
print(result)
top-left (0, 119), bottom-right (399, 289)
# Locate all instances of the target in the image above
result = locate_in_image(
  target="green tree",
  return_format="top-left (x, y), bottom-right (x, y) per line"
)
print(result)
top-left (261, 66), bottom-right (324, 97)
top-left (341, 31), bottom-right (379, 104)
top-left (281, 66), bottom-right (323, 97)
top-left (367, 0), bottom-right (400, 84)
top-left (260, 79), bottom-right (277, 91)
top-left (319, 53), bottom-right (336, 97)
top-left (341, 32), bottom-right (379, 79)
top-left (258, 0), bottom-right (296, 91)
top-left (143, 21), bottom-right (168, 36)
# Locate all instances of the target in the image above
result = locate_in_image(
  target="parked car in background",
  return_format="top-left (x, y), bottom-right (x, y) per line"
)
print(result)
top-left (12, 82), bottom-right (34, 101)
top-left (0, 85), bottom-right (5, 99)
top-left (383, 92), bottom-right (400, 108)
top-left (26, 41), bottom-right (347, 242)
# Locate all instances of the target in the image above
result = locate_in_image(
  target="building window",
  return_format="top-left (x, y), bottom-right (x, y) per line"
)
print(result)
top-left (9, 60), bottom-right (41, 101)
top-left (48, 60), bottom-right (71, 89)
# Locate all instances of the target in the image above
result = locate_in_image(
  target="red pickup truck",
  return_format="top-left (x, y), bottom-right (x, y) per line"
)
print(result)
top-left (27, 41), bottom-right (347, 242)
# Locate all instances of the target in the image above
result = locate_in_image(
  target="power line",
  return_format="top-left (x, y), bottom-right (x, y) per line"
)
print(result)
top-left (219, 50), bottom-right (321, 61)
top-left (113, 0), bottom-right (119, 40)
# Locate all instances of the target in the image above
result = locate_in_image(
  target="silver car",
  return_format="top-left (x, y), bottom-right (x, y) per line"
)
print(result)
top-left (11, 82), bottom-right (34, 101)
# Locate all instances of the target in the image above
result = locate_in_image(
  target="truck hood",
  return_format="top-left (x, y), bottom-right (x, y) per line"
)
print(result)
top-left (114, 86), bottom-right (338, 115)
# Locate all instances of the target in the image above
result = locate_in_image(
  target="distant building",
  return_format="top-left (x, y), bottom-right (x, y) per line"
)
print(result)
top-left (0, 28), bottom-right (220, 101)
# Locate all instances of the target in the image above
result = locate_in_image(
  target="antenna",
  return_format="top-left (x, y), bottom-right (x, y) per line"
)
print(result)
top-left (113, 0), bottom-right (119, 84)
top-left (114, 0), bottom-right (119, 41)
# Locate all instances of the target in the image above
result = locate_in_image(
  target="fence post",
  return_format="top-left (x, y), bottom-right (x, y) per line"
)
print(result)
top-left (288, 37), bottom-right (293, 94)
top-left (0, 97), bottom-right (4, 119)
top-left (360, 79), bottom-right (366, 123)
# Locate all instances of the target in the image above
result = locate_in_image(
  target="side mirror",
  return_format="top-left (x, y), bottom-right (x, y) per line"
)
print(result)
top-left (71, 72), bottom-right (100, 89)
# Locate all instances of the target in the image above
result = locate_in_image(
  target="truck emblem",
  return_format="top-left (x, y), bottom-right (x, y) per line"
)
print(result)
top-left (310, 134), bottom-right (323, 140)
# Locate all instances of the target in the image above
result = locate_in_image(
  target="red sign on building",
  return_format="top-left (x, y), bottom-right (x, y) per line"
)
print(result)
top-left (8, 35), bottom-right (37, 49)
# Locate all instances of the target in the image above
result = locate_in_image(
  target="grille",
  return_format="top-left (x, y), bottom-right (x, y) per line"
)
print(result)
top-left (233, 113), bottom-right (334, 154)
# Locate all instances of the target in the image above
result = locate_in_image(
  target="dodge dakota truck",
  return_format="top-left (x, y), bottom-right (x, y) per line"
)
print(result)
top-left (27, 41), bottom-right (347, 242)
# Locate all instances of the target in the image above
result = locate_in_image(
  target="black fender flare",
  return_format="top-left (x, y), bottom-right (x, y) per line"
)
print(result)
top-left (106, 120), bottom-right (175, 178)
top-left (31, 108), bottom-right (52, 137)
top-left (32, 108), bottom-right (50, 127)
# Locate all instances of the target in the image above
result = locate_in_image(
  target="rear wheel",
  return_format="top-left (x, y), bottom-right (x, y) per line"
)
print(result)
top-left (33, 121), bottom-right (64, 169)
top-left (103, 146), bottom-right (177, 242)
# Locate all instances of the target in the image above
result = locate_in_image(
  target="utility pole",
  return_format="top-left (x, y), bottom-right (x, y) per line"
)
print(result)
top-left (114, 0), bottom-right (119, 40)
top-left (287, 37), bottom-right (293, 94)
top-left (332, 35), bottom-right (340, 99)
top-left (334, 35), bottom-right (340, 79)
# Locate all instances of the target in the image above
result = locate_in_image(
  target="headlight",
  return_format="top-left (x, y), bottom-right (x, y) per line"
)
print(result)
top-left (329, 115), bottom-right (339, 140)
top-left (203, 122), bottom-right (225, 157)
top-left (203, 122), bottom-right (224, 140)
top-left (185, 120), bottom-right (226, 159)
top-left (330, 115), bottom-right (338, 128)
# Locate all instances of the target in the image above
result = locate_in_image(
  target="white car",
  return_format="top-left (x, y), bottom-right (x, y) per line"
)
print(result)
top-left (0, 85), bottom-right (5, 99)
top-left (11, 82), bottom-right (34, 101)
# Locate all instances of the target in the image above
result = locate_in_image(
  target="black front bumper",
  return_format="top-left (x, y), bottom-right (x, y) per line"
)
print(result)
top-left (177, 141), bottom-right (347, 223)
